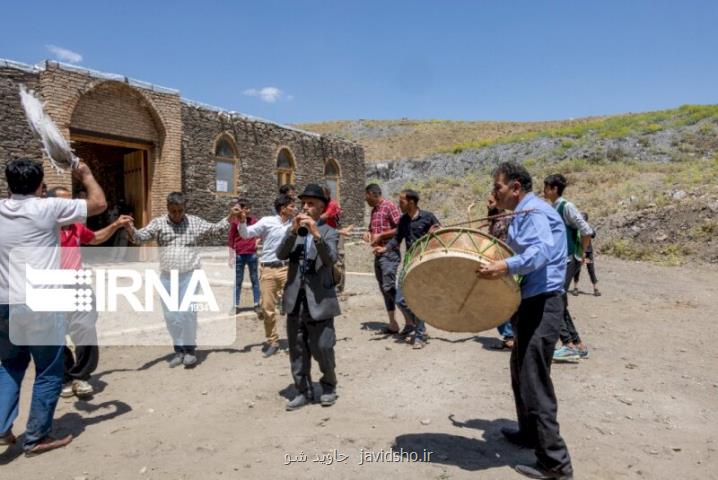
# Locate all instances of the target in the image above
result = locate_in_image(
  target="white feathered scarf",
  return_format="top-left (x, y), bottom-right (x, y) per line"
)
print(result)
top-left (19, 85), bottom-right (79, 172)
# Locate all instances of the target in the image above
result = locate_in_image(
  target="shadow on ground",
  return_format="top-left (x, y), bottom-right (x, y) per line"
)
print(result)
top-left (0, 400), bottom-right (132, 465)
top-left (393, 416), bottom-right (533, 472)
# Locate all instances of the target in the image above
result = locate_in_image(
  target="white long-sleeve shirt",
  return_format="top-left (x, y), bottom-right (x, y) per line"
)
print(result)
top-left (237, 215), bottom-right (292, 263)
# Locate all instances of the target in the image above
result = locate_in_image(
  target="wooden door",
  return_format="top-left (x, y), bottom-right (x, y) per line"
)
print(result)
top-left (123, 150), bottom-right (147, 228)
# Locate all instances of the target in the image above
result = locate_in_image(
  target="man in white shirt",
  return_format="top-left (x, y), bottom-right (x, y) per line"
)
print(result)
top-left (237, 194), bottom-right (296, 357)
top-left (0, 158), bottom-right (106, 456)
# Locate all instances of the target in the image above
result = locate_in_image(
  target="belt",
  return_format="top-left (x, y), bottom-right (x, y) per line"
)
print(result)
top-left (261, 260), bottom-right (288, 268)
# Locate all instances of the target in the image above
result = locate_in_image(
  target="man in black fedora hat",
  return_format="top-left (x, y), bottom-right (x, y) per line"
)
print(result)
top-left (277, 184), bottom-right (341, 411)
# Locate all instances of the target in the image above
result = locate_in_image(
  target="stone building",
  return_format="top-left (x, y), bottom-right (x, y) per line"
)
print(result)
top-left (0, 58), bottom-right (365, 234)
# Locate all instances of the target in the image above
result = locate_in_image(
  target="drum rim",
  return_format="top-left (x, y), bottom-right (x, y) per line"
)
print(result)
top-left (420, 226), bottom-right (515, 256)
top-left (400, 226), bottom-right (516, 285)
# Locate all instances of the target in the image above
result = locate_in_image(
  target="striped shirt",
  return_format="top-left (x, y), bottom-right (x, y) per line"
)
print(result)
top-left (369, 199), bottom-right (401, 248)
top-left (131, 214), bottom-right (230, 272)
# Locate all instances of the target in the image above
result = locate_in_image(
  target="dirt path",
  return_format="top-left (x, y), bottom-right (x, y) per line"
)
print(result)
top-left (2, 253), bottom-right (716, 480)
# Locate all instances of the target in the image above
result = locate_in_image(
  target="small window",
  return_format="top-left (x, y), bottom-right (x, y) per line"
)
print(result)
top-left (214, 134), bottom-right (238, 194)
top-left (324, 159), bottom-right (339, 176)
top-left (277, 148), bottom-right (293, 168)
top-left (215, 138), bottom-right (235, 158)
top-left (216, 161), bottom-right (234, 193)
top-left (276, 148), bottom-right (295, 189)
top-left (324, 159), bottom-right (340, 200)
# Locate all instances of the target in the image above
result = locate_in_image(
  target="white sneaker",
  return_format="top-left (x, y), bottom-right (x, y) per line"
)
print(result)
top-left (72, 379), bottom-right (94, 398)
top-left (60, 382), bottom-right (74, 398)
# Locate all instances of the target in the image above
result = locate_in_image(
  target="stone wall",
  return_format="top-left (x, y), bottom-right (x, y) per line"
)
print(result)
top-left (181, 104), bottom-right (365, 225)
top-left (0, 60), bottom-right (366, 229)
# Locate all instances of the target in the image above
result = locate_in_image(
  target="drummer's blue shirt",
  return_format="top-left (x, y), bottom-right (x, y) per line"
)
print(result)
top-left (504, 192), bottom-right (567, 299)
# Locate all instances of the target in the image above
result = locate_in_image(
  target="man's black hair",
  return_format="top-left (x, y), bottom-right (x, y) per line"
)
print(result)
top-left (401, 189), bottom-right (420, 205)
top-left (274, 194), bottom-right (293, 214)
top-left (365, 183), bottom-right (382, 196)
top-left (5, 159), bottom-right (44, 195)
top-left (279, 184), bottom-right (296, 195)
top-left (543, 174), bottom-right (568, 197)
top-left (493, 162), bottom-right (533, 193)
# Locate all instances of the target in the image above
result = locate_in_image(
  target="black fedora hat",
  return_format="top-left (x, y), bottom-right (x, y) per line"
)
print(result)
top-left (298, 184), bottom-right (329, 205)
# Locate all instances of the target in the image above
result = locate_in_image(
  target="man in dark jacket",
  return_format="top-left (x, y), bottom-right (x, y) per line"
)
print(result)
top-left (277, 184), bottom-right (340, 411)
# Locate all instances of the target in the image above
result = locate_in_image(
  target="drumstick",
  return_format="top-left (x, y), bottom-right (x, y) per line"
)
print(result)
top-left (458, 258), bottom-right (490, 313)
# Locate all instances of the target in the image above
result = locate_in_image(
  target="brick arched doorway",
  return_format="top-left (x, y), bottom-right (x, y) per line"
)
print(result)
top-left (69, 81), bottom-right (165, 231)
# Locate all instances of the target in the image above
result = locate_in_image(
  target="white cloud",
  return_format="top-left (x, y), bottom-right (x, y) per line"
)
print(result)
top-left (46, 44), bottom-right (83, 64)
top-left (243, 86), bottom-right (289, 103)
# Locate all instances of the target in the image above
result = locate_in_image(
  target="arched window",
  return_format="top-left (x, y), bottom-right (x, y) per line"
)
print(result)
top-left (214, 135), bottom-right (238, 194)
top-left (324, 158), bottom-right (340, 201)
top-left (276, 147), bottom-right (295, 189)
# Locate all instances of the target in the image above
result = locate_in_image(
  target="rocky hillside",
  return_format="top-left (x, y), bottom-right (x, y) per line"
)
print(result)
top-left (297, 118), bottom-right (603, 163)
top-left (298, 105), bottom-right (718, 265)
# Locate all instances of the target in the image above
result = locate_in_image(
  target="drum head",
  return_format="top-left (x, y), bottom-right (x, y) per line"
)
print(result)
top-left (402, 250), bottom-right (520, 333)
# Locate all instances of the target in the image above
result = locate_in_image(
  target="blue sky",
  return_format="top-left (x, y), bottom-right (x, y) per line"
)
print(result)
top-left (2, 1), bottom-right (717, 124)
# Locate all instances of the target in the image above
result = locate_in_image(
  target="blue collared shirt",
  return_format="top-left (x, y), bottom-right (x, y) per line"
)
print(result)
top-left (504, 193), bottom-right (567, 299)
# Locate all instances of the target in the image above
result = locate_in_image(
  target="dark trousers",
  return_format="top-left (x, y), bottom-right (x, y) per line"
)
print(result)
top-left (573, 250), bottom-right (598, 285)
top-left (511, 293), bottom-right (572, 474)
top-left (559, 258), bottom-right (582, 345)
top-left (64, 297), bottom-right (99, 382)
top-left (373, 249), bottom-right (400, 312)
top-left (235, 253), bottom-right (261, 307)
top-left (287, 291), bottom-right (337, 397)
top-left (63, 345), bottom-right (98, 383)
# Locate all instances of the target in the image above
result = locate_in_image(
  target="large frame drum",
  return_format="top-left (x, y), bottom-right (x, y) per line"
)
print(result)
top-left (399, 227), bottom-right (520, 333)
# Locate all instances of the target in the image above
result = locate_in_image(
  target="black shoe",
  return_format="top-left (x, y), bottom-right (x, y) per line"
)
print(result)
top-left (501, 427), bottom-right (536, 449)
top-left (398, 325), bottom-right (416, 337)
top-left (515, 463), bottom-right (573, 479)
top-left (286, 393), bottom-right (310, 411)
top-left (234, 306), bottom-right (241, 315)
top-left (263, 345), bottom-right (279, 357)
top-left (380, 326), bottom-right (399, 334)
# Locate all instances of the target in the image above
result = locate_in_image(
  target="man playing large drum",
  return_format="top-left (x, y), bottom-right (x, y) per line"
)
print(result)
top-left (477, 162), bottom-right (574, 480)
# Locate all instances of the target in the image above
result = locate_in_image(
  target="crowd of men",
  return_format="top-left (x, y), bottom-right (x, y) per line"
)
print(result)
top-left (0, 156), bottom-right (599, 479)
